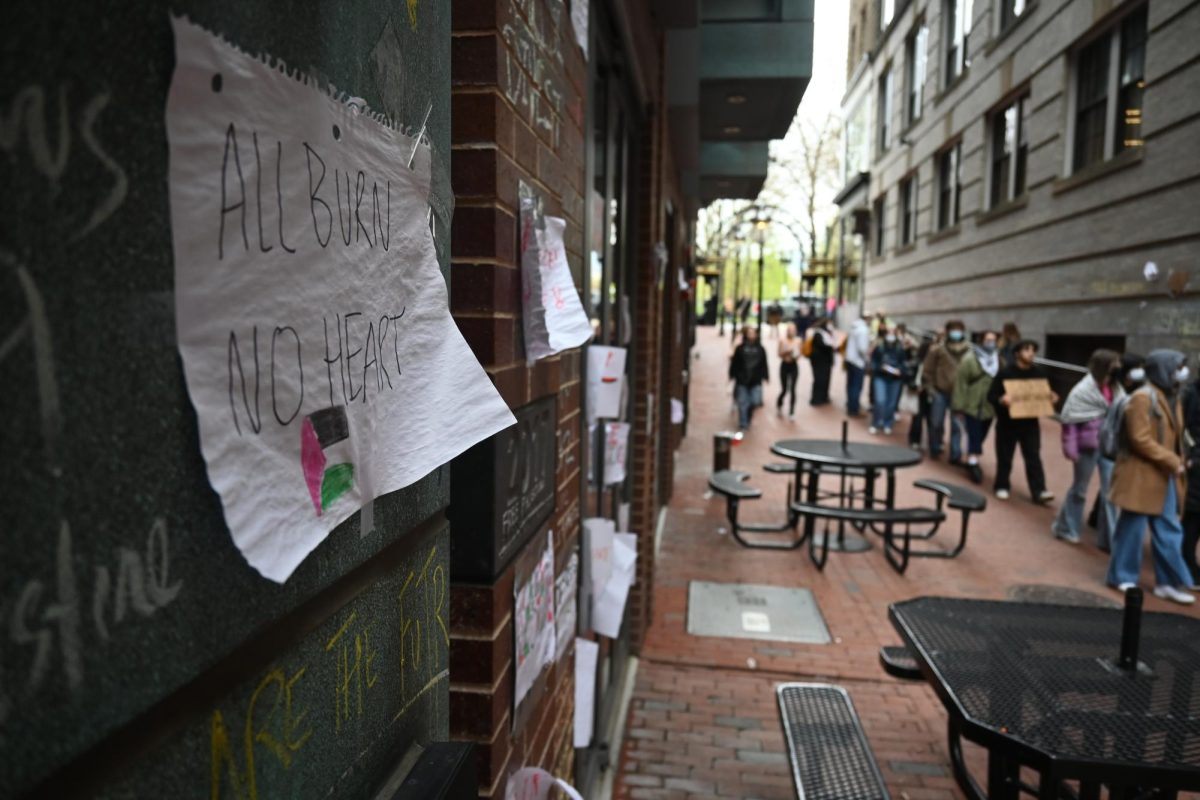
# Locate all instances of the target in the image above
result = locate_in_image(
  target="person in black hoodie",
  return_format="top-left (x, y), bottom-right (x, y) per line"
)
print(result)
top-left (729, 325), bottom-right (769, 430)
top-left (807, 317), bottom-right (835, 406)
top-left (987, 339), bottom-right (1058, 503)
top-left (1181, 365), bottom-right (1200, 586)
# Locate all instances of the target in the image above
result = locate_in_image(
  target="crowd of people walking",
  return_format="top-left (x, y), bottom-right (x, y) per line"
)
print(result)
top-left (726, 305), bottom-right (1199, 604)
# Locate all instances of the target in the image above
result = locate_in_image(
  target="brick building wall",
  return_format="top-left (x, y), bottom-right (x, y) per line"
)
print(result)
top-left (448, 0), bottom-right (586, 796)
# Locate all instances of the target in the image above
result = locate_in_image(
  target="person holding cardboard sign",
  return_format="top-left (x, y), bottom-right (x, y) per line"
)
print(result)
top-left (987, 339), bottom-right (1058, 504)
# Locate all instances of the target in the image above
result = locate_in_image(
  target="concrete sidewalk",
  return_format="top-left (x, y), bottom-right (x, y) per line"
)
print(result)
top-left (614, 324), bottom-right (1199, 800)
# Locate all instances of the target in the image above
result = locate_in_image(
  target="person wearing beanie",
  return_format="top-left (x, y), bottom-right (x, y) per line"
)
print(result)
top-left (1106, 350), bottom-right (1194, 604)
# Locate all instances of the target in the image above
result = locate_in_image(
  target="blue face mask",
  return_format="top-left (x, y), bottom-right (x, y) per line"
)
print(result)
top-left (981, 342), bottom-right (997, 354)
top-left (948, 330), bottom-right (965, 342)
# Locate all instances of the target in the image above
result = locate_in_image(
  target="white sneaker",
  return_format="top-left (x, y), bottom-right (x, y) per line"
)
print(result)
top-left (1153, 586), bottom-right (1196, 605)
top-left (1116, 582), bottom-right (1137, 592)
top-left (868, 426), bottom-right (878, 434)
top-left (995, 489), bottom-right (1010, 500)
top-left (883, 427), bottom-right (893, 435)
top-left (1036, 490), bottom-right (1056, 504)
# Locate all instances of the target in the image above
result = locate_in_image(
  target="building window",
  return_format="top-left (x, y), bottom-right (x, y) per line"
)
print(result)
top-left (873, 195), bottom-right (886, 256)
top-left (945, 0), bottom-right (973, 86)
top-left (878, 67), bottom-right (893, 154)
top-left (878, 0), bottom-right (896, 31)
top-left (1072, 6), bottom-right (1147, 172)
top-left (989, 93), bottom-right (1028, 208)
top-left (906, 24), bottom-right (928, 125)
top-left (998, 0), bottom-right (1028, 32)
top-left (899, 175), bottom-right (917, 246)
top-left (936, 142), bottom-right (962, 230)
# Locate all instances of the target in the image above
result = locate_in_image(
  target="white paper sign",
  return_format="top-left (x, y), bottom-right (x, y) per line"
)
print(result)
top-left (166, 18), bottom-right (516, 581)
top-left (671, 397), bottom-right (685, 424)
top-left (584, 517), bottom-right (615, 596)
top-left (587, 345), bottom-right (626, 422)
top-left (554, 552), bottom-right (579, 661)
top-left (506, 767), bottom-right (585, 800)
top-left (514, 532), bottom-right (556, 712)
top-left (603, 422), bottom-right (630, 485)
top-left (571, 0), bottom-right (589, 57)
top-left (520, 197), bottom-right (592, 362)
top-left (592, 532), bottom-right (636, 638)
top-left (573, 638), bottom-right (599, 748)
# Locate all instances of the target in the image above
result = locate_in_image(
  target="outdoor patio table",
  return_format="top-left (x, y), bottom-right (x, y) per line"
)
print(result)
top-left (889, 596), bottom-right (1200, 799)
top-left (770, 438), bottom-right (921, 551)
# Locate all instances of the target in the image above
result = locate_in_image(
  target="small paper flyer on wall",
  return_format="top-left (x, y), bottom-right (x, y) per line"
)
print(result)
top-left (519, 184), bottom-right (592, 363)
top-left (586, 345), bottom-right (626, 423)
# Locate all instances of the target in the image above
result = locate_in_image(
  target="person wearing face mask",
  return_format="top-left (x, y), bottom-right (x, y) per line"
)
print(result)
top-left (1107, 350), bottom-right (1194, 604)
top-left (952, 330), bottom-right (1000, 484)
top-left (1052, 350), bottom-right (1124, 544)
top-left (922, 320), bottom-right (971, 462)
top-left (1180, 362), bottom-right (1200, 586)
top-left (1087, 353), bottom-right (1147, 539)
top-left (868, 325), bottom-right (909, 434)
top-left (987, 339), bottom-right (1058, 504)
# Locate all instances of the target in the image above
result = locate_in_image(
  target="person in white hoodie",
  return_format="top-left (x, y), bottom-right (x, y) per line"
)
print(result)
top-left (844, 312), bottom-right (872, 417)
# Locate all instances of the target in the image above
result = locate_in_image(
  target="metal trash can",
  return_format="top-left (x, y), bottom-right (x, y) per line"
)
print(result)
top-left (713, 431), bottom-right (739, 472)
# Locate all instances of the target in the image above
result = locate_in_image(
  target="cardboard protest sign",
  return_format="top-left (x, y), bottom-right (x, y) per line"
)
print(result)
top-left (1004, 378), bottom-right (1056, 419)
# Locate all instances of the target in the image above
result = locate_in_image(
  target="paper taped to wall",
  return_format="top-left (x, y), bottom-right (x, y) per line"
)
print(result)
top-left (167, 17), bottom-right (515, 581)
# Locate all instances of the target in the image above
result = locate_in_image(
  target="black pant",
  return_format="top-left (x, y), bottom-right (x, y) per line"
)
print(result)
top-left (810, 361), bottom-right (832, 405)
top-left (777, 361), bottom-right (798, 414)
top-left (908, 390), bottom-right (931, 445)
top-left (994, 418), bottom-right (1045, 494)
top-left (1184, 510), bottom-right (1200, 583)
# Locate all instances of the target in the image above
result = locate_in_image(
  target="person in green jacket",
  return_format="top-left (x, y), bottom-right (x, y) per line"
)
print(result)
top-left (952, 330), bottom-right (1000, 484)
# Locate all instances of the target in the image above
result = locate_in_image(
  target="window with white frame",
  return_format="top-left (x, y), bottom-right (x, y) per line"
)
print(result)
top-left (998, 0), bottom-right (1028, 33)
top-left (878, 0), bottom-right (896, 31)
top-left (878, 66), bottom-right (893, 154)
top-left (936, 141), bottom-right (962, 230)
top-left (1071, 5), bottom-right (1147, 173)
top-left (945, 0), bottom-right (973, 86)
top-left (899, 175), bottom-right (917, 246)
top-left (906, 24), bottom-right (928, 125)
top-left (873, 194), bottom-right (887, 256)
top-left (989, 92), bottom-right (1028, 208)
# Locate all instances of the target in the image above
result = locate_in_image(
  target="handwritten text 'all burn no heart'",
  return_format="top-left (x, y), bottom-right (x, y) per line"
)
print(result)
top-left (216, 124), bottom-right (411, 437)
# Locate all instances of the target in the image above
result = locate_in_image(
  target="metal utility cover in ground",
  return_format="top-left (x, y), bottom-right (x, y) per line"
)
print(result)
top-left (687, 581), bottom-right (831, 644)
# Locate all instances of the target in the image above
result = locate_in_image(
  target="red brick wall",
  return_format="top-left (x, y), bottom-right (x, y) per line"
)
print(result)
top-left (448, 0), bottom-right (585, 796)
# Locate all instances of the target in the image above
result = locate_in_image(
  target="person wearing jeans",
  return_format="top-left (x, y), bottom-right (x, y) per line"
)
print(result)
top-left (1106, 350), bottom-right (1194, 604)
top-left (844, 313), bottom-right (871, 417)
top-left (952, 331), bottom-right (1000, 484)
top-left (729, 325), bottom-right (769, 431)
top-left (1052, 350), bottom-right (1123, 544)
top-left (869, 327), bottom-right (908, 434)
top-left (922, 320), bottom-right (971, 462)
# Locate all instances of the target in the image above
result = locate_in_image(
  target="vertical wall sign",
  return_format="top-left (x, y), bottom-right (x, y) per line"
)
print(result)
top-left (166, 17), bottom-right (515, 581)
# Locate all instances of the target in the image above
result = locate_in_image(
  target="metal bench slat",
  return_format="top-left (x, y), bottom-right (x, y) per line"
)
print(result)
top-left (879, 645), bottom-right (923, 681)
top-left (789, 501), bottom-right (944, 525)
top-left (777, 683), bottom-right (890, 800)
top-left (913, 478), bottom-right (986, 512)
top-left (708, 470), bottom-right (762, 499)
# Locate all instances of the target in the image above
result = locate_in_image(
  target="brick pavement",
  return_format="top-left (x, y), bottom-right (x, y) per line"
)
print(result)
top-left (614, 324), bottom-right (1200, 800)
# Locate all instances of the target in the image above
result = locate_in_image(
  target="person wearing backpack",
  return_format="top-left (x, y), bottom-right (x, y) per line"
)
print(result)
top-left (1106, 350), bottom-right (1194, 604)
top-left (1051, 350), bottom-right (1123, 545)
top-left (807, 317), bottom-right (835, 406)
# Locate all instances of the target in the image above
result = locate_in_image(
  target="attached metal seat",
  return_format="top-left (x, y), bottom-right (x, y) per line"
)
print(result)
top-left (776, 683), bottom-right (890, 800)
top-left (878, 645), bottom-right (923, 681)
top-left (789, 500), bottom-right (944, 572)
top-left (708, 470), bottom-right (802, 549)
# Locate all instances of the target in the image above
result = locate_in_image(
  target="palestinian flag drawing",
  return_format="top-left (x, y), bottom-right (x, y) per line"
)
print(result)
top-left (300, 406), bottom-right (355, 515)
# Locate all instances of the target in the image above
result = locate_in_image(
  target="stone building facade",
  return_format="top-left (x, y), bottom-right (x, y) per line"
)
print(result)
top-left (835, 0), bottom-right (1200, 362)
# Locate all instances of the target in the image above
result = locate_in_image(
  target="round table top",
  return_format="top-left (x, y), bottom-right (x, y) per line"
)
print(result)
top-left (771, 438), bottom-right (923, 469)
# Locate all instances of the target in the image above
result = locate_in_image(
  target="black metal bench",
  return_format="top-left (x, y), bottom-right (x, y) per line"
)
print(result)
top-left (788, 501), bottom-right (944, 572)
top-left (777, 683), bottom-right (890, 800)
top-left (907, 479), bottom-right (987, 561)
top-left (708, 470), bottom-right (803, 550)
top-left (878, 645), bottom-right (922, 681)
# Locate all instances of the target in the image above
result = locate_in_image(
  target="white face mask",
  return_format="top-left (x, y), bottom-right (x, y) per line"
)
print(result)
top-left (1177, 366), bottom-right (1191, 383)
top-left (885, 335), bottom-right (897, 343)
top-left (1128, 367), bottom-right (1146, 383)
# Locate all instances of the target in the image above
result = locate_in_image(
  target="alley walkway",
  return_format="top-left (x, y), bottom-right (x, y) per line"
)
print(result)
top-left (614, 324), bottom-right (1200, 800)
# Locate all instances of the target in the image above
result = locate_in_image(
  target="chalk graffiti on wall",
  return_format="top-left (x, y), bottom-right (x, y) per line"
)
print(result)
top-left (500, 0), bottom-right (565, 147)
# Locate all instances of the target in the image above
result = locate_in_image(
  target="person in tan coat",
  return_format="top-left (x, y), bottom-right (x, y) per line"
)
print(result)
top-left (1106, 349), bottom-right (1194, 603)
